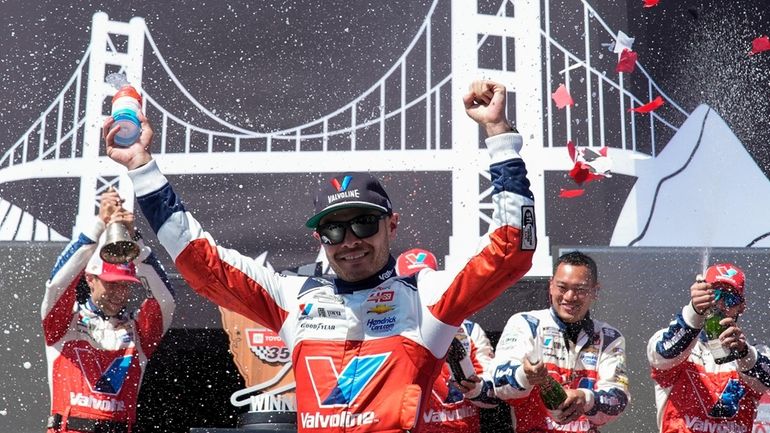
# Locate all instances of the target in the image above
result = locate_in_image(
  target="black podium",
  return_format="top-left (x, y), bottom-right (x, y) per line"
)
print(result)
top-left (190, 411), bottom-right (297, 433)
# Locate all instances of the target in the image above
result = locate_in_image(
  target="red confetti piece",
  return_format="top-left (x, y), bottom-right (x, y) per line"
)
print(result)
top-left (568, 162), bottom-right (606, 185)
top-left (643, 0), bottom-right (660, 7)
top-left (559, 188), bottom-right (585, 198)
top-left (551, 84), bottom-right (574, 109)
top-left (629, 96), bottom-right (664, 113)
top-left (567, 140), bottom-right (577, 163)
top-left (616, 49), bottom-right (638, 74)
top-left (750, 36), bottom-right (770, 56)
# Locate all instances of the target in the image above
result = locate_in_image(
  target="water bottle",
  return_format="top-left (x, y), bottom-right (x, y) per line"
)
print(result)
top-left (106, 73), bottom-right (142, 147)
top-left (704, 308), bottom-right (738, 364)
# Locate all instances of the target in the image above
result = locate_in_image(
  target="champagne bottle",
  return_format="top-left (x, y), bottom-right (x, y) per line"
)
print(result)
top-left (446, 338), bottom-right (475, 383)
top-left (704, 308), bottom-right (738, 364)
top-left (540, 374), bottom-right (568, 410)
top-left (527, 339), bottom-right (567, 410)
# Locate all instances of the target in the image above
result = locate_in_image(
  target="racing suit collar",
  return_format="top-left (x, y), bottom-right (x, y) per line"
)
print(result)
top-left (334, 255), bottom-right (397, 294)
top-left (85, 297), bottom-right (127, 320)
top-left (550, 308), bottom-right (593, 346)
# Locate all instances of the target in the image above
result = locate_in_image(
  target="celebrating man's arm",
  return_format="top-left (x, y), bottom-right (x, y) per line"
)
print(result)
top-left (103, 114), bottom-right (297, 335)
top-left (425, 80), bottom-right (535, 329)
top-left (647, 277), bottom-right (711, 371)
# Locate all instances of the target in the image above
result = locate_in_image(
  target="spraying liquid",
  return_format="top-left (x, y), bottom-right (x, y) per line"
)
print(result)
top-left (106, 73), bottom-right (142, 146)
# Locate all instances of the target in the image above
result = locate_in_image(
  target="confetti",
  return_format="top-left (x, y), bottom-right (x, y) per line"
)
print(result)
top-left (749, 36), bottom-right (770, 56)
top-left (629, 96), bottom-right (664, 113)
top-left (552, 84), bottom-right (574, 109)
top-left (559, 188), bottom-right (585, 198)
top-left (613, 30), bottom-right (635, 54)
top-left (566, 141), bottom-right (613, 185)
top-left (616, 49), bottom-right (638, 73)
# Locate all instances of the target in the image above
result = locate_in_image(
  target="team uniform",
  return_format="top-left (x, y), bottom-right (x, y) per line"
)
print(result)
top-left (421, 320), bottom-right (494, 433)
top-left (127, 132), bottom-right (535, 432)
top-left (647, 302), bottom-right (770, 433)
top-left (42, 219), bottom-right (176, 433)
top-left (491, 308), bottom-right (630, 433)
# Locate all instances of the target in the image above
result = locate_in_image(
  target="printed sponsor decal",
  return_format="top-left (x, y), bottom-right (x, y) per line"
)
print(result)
top-left (367, 290), bottom-right (394, 303)
top-left (366, 316), bottom-right (396, 333)
top-left (684, 415), bottom-right (748, 433)
top-left (367, 304), bottom-right (394, 315)
top-left (422, 405), bottom-right (476, 423)
top-left (246, 328), bottom-right (290, 363)
top-left (69, 392), bottom-right (125, 412)
top-left (300, 411), bottom-right (376, 429)
top-left (306, 353), bottom-right (390, 407)
top-left (300, 304), bottom-right (313, 316)
top-left (520, 205), bottom-right (536, 250)
top-left (74, 348), bottom-right (133, 395)
top-left (317, 307), bottom-right (344, 318)
top-left (579, 348), bottom-right (598, 367)
top-left (331, 175), bottom-right (352, 192)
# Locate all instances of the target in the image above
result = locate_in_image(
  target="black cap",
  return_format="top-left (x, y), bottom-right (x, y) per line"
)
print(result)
top-left (306, 172), bottom-right (393, 228)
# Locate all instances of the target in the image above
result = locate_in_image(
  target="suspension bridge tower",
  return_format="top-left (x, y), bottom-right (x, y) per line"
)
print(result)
top-left (450, 0), bottom-right (551, 275)
top-left (75, 12), bottom-right (145, 233)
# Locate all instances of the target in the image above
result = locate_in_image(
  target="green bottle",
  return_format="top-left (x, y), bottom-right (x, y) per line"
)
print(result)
top-left (704, 308), bottom-right (734, 364)
top-left (540, 374), bottom-right (568, 410)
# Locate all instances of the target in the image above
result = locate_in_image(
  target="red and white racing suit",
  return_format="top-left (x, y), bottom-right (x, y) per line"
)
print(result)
top-left (42, 220), bottom-right (176, 432)
top-left (491, 308), bottom-right (630, 433)
top-left (128, 132), bottom-right (535, 432)
top-left (647, 302), bottom-right (770, 433)
top-left (421, 320), bottom-right (493, 433)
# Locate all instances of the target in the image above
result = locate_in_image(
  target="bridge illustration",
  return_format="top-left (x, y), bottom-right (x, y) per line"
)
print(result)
top-left (0, 0), bottom-right (689, 275)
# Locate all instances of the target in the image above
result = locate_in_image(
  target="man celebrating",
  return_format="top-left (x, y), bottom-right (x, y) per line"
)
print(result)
top-left (43, 189), bottom-right (175, 433)
top-left (490, 251), bottom-right (630, 432)
top-left (104, 79), bottom-right (536, 432)
top-left (395, 248), bottom-right (496, 433)
top-left (647, 263), bottom-right (770, 433)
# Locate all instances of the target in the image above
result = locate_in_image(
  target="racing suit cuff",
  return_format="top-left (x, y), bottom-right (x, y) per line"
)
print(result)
top-left (736, 345), bottom-right (758, 372)
top-left (515, 364), bottom-right (532, 389)
top-left (128, 159), bottom-right (169, 197)
top-left (83, 218), bottom-right (106, 243)
top-left (682, 302), bottom-right (705, 329)
top-left (485, 132), bottom-right (523, 165)
top-left (580, 389), bottom-right (595, 413)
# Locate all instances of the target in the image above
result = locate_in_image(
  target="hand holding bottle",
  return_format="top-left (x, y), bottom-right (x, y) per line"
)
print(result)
top-left (690, 274), bottom-right (714, 315)
top-left (716, 317), bottom-right (748, 356)
top-left (552, 389), bottom-right (588, 424)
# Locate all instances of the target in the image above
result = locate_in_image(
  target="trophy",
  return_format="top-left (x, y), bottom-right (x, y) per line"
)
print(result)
top-left (220, 307), bottom-right (297, 432)
top-left (100, 220), bottom-right (140, 264)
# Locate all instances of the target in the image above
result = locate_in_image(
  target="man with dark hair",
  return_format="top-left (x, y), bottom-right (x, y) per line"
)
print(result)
top-left (104, 80), bottom-right (537, 432)
top-left (42, 189), bottom-right (175, 433)
top-left (490, 251), bottom-right (629, 432)
top-left (647, 263), bottom-right (770, 433)
top-left (396, 248), bottom-right (496, 433)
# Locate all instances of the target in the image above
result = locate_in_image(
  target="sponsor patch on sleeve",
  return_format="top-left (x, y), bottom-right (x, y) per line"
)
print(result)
top-left (520, 205), bottom-right (536, 250)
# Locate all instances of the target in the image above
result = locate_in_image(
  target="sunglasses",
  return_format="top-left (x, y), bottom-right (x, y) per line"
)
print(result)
top-left (316, 214), bottom-right (387, 245)
top-left (714, 289), bottom-right (744, 308)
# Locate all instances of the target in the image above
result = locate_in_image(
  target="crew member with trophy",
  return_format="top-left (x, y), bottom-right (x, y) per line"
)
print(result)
top-left (42, 188), bottom-right (176, 433)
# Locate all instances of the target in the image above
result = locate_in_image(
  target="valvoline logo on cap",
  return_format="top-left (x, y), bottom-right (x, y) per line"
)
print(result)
top-left (705, 263), bottom-right (745, 294)
top-left (330, 175), bottom-right (352, 192)
top-left (395, 248), bottom-right (437, 275)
